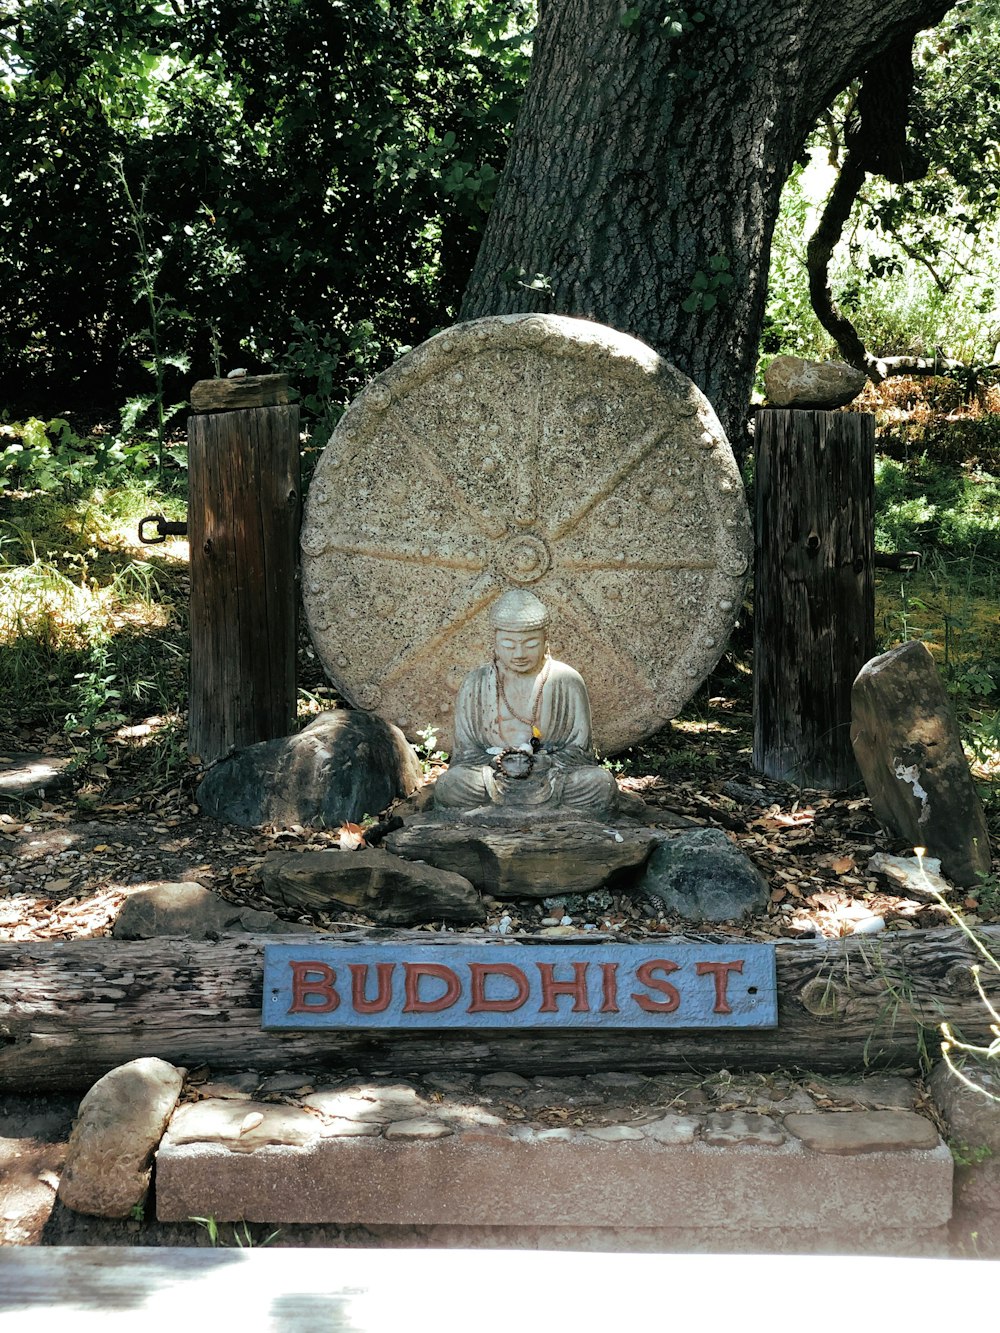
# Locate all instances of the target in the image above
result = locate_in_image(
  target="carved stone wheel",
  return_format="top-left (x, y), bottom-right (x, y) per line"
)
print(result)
top-left (301, 314), bottom-right (750, 755)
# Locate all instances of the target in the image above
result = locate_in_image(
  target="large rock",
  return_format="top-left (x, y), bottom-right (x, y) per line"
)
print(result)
top-left (57, 1058), bottom-right (184, 1218)
top-left (258, 847), bottom-right (484, 925)
top-left (930, 1060), bottom-right (1000, 1216)
top-left (300, 314), bottom-right (751, 756)
top-left (197, 708), bottom-right (421, 829)
top-left (764, 355), bottom-right (866, 408)
top-left (385, 814), bottom-right (662, 898)
top-left (851, 640), bottom-right (991, 886)
top-left (636, 828), bottom-right (770, 922)
top-left (112, 881), bottom-right (318, 938)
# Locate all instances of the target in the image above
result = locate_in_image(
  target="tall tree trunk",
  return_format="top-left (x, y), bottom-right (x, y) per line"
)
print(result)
top-left (461, 0), bottom-right (953, 452)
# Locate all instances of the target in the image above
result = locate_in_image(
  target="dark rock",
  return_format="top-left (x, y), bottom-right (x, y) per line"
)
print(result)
top-left (764, 355), bottom-right (866, 408)
top-left (384, 815), bottom-right (661, 898)
top-left (636, 828), bottom-right (770, 922)
top-left (258, 847), bottom-right (484, 925)
top-left (720, 780), bottom-right (770, 808)
top-left (851, 640), bottom-right (991, 886)
top-left (196, 709), bottom-right (422, 830)
top-left (112, 882), bottom-right (316, 938)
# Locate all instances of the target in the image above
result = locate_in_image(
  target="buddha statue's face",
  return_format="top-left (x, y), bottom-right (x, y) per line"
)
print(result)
top-left (494, 628), bottom-right (547, 676)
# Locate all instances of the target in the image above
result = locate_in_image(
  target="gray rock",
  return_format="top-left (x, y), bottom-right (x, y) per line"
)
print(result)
top-left (643, 1116), bottom-right (702, 1144)
top-left (851, 640), bottom-right (991, 886)
top-left (930, 1061), bottom-right (1000, 1213)
top-left (586, 1124), bottom-right (644, 1141)
top-left (637, 828), bottom-right (770, 921)
top-left (930, 1061), bottom-right (1000, 1156)
top-left (703, 1112), bottom-right (785, 1146)
top-left (258, 846), bottom-right (484, 925)
top-left (385, 815), bottom-right (660, 898)
top-left (478, 1072), bottom-right (530, 1090)
top-left (587, 1072), bottom-right (649, 1090)
top-left (784, 1110), bottom-right (940, 1154)
top-left (58, 1058), bottom-right (184, 1218)
top-left (197, 708), bottom-right (422, 830)
top-left (112, 881), bottom-right (317, 939)
top-left (384, 1118), bottom-right (453, 1140)
top-left (0, 752), bottom-right (72, 797)
top-left (163, 1099), bottom-right (319, 1152)
top-left (764, 355), bottom-right (866, 408)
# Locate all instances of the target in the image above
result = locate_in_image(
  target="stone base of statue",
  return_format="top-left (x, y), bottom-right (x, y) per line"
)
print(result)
top-left (381, 589), bottom-right (767, 919)
top-left (384, 809), bottom-right (668, 900)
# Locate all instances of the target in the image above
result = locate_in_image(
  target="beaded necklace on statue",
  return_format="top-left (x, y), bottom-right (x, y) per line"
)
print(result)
top-left (494, 652), bottom-right (550, 736)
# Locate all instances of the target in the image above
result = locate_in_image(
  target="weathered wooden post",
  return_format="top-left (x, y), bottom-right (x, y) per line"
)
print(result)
top-left (752, 408), bottom-right (875, 790)
top-left (187, 375), bottom-right (300, 764)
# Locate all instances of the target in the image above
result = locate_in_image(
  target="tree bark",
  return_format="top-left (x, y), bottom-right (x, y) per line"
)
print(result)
top-left (0, 928), bottom-right (996, 1091)
top-left (461, 0), bottom-right (954, 453)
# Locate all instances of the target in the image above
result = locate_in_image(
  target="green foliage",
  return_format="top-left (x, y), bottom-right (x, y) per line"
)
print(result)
top-left (0, 476), bottom-right (189, 770)
top-left (190, 1216), bottom-right (281, 1248)
top-left (762, 2), bottom-right (1000, 372)
top-left (682, 253), bottom-right (734, 314)
top-left (0, 0), bottom-right (533, 427)
top-left (949, 1139), bottom-right (994, 1167)
top-left (413, 724), bottom-right (449, 773)
top-left (0, 416), bottom-right (158, 494)
top-left (874, 456), bottom-right (1000, 563)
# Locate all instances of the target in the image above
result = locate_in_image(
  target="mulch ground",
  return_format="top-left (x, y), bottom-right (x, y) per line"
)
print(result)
top-left (2, 706), bottom-right (991, 945)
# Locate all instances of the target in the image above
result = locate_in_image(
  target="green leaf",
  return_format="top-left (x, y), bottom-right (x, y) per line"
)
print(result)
top-left (620, 6), bottom-right (642, 28)
top-left (681, 293), bottom-right (701, 313)
top-left (691, 270), bottom-right (710, 291)
top-left (701, 291), bottom-right (717, 310)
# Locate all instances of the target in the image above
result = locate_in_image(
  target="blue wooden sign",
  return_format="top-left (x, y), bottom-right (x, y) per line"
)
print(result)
top-left (262, 942), bottom-right (777, 1030)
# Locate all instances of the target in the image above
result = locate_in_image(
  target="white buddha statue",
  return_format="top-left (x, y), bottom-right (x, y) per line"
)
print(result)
top-left (432, 589), bottom-right (620, 814)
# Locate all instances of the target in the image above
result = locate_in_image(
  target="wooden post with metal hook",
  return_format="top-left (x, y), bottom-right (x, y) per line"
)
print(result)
top-left (187, 375), bottom-right (300, 765)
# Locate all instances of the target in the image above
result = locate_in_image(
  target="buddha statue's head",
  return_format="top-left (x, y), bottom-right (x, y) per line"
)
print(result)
top-left (490, 589), bottom-right (549, 677)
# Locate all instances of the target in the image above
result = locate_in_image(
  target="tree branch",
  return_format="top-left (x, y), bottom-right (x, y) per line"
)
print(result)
top-left (806, 151), bottom-right (877, 375)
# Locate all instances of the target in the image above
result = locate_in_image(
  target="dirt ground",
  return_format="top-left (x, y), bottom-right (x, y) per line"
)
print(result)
top-left (1, 710), bottom-right (997, 1252)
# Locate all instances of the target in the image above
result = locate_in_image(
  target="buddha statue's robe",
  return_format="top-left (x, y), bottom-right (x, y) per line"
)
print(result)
top-left (433, 659), bottom-right (618, 813)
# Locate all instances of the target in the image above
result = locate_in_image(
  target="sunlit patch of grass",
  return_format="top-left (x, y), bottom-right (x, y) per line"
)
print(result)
top-left (0, 480), bottom-right (190, 749)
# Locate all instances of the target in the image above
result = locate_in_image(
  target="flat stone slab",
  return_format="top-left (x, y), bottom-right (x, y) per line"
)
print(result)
top-left (156, 1125), bottom-right (952, 1229)
top-left (783, 1111), bottom-right (940, 1154)
top-left (0, 753), bottom-right (72, 798)
top-left (165, 1100), bottom-right (319, 1152)
top-left (384, 815), bottom-right (663, 897)
top-left (257, 846), bottom-right (484, 925)
top-left (154, 1071), bottom-right (951, 1231)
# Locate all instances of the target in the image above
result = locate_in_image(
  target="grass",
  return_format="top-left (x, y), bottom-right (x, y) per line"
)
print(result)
top-left (0, 471), bottom-right (191, 782)
top-left (0, 393), bottom-right (998, 798)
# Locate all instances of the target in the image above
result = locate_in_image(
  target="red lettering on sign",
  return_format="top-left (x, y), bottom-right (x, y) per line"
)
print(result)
top-left (632, 959), bottom-right (680, 1013)
top-left (403, 963), bottom-right (461, 1013)
top-left (695, 960), bottom-right (744, 1014)
top-left (599, 962), bottom-right (620, 1013)
top-left (537, 961), bottom-right (590, 1013)
top-left (350, 962), bottom-right (394, 1014)
top-left (289, 961), bottom-right (339, 1013)
top-left (468, 962), bottom-right (530, 1012)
